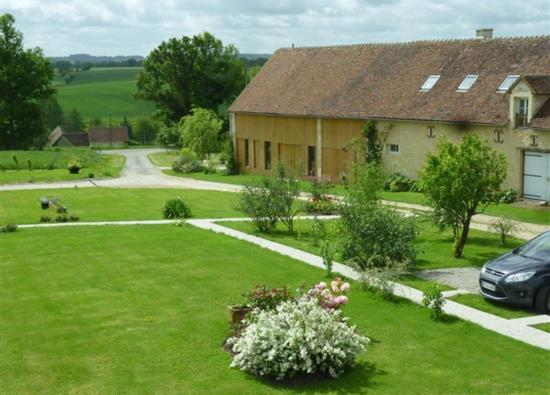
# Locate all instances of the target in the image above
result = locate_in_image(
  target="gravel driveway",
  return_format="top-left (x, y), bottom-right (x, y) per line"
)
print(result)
top-left (417, 267), bottom-right (481, 293)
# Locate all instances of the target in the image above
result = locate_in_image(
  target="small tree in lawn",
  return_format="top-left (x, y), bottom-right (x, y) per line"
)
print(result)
top-left (419, 134), bottom-right (507, 258)
top-left (179, 107), bottom-right (221, 159)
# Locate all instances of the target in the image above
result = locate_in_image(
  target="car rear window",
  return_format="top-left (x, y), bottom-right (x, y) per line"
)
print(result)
top-left (516, 232), bottom-right (550, 261)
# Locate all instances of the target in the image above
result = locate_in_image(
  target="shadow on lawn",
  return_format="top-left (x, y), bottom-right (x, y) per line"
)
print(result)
top-left (249, 360), bottom-right (386, 394)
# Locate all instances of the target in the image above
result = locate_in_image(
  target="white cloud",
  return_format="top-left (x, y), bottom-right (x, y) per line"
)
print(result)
top-left (3, 0), bottom-right (549, 56)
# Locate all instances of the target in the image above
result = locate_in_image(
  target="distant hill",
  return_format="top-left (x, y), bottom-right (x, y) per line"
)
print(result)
top-left (239, 53), bottom-right (271, 60)
top-left (48, 54), bottom-right (145, 63)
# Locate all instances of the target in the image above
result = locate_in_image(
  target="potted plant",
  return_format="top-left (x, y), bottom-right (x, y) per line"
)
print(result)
top-left (227, 304), bottom-right (252, 325)
top-left (67, 158), bottom-right (81, 174)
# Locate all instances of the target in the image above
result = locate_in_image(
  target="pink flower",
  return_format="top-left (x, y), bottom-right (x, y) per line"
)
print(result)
top-left (334, 295), bottom-right (349, 305)
top-left (331, 281), bottom-right (340, 293)
top-left (316, 282), bottom-right (326, 290)
top-left (341, 282), bottom-right (350, 292)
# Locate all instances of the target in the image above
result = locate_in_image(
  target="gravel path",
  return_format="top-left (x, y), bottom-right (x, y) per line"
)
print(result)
top-left (417, 267), bottom-right (482, 293)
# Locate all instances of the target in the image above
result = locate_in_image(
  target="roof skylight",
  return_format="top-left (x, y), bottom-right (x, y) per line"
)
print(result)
top-left (497, 75), bottom-right (519, 92)
top-left (457, 75), bottom-right (478, 92)
top-left (420, 75), bottom-right (440, 91)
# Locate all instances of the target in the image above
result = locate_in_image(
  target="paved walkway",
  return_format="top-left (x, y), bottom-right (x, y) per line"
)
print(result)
top-left (13, 216), bottom-right (550, 350)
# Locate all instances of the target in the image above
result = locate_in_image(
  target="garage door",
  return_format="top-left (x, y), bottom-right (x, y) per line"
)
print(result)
top-left (523, 151), bottom-right (550, 201)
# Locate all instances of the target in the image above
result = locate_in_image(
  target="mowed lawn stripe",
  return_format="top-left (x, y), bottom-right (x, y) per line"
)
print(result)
top-left (0, 225), bottom-right (548, 394)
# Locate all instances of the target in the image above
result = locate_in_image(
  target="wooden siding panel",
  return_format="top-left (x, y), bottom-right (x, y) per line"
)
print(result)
top-left (278, 143), bottom-right (305, 173)
top-left (322, 148), bottom-right (356, 181)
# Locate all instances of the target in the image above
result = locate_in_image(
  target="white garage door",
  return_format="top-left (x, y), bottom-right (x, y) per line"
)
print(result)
top-left (523, 151), bottom-right (550, 201)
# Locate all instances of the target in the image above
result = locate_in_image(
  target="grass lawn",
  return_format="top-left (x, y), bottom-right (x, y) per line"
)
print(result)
top-left (532, 323), bottom-right (550, 333)
top-left (220, 219), bottom-right (524, 271)
top-left (54, 68), bottom-right (154, 122)
top-left (164, 171), bottom-right (550, 225)
top-left (0, 155), bottom-right (125, 185)
top-left (1, 225), bottom-right (548, 394)
top-left (0, 188), bottom-right (242, 224)
top-left (148, 151), bottom-right (178, 167)
top-left (448, 294), bottom-right (535, 319)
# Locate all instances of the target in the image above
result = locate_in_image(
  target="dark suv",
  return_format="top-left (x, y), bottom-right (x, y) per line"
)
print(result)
top-left (479, 231), bottom-right (550, 314)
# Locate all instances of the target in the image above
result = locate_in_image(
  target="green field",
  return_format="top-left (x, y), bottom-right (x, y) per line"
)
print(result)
top-left (1, 225), bottom-right (548, 394)
top-left (0, 149), bottom-right (125, 184)
top-left (54, 68), bottom-right (155, 122)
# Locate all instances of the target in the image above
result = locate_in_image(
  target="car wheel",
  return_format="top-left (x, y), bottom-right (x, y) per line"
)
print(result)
top-left (534, 285), bottom-right (550, 314)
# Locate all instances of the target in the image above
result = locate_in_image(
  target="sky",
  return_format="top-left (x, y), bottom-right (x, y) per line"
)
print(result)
top-left (2, 0), bottom-right (549, 56)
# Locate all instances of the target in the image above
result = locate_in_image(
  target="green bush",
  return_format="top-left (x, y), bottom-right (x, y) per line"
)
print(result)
top-left (163, 197), bottom-right (192, 219)
top-left (422, 282), bottom-right (446, 320)
top-left (39, 215), bottom-right (51, 223)
top-left (67, 158), bottom-right (81, 174)
top-left (172, 149), bottom-right (204, 173)
top-left (55, 214), bottom-right (69, 222)
top-left (245, 285), bottom-right (293, 311)
top-left (499, 189), bottom-right (519, 204)
top-left (238, 181), bottom-right (279, 233)
top-left (341, 203), bottom-right (418, 269)
top-left (384, 172), bottom-right (415, 192)
top-left (238, 163), bottom-right (300, 233)
top-left (1, 222), bottom-right (18, 232)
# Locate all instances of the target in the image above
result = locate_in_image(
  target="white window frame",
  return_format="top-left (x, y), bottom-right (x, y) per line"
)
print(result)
top-left (387, 144), bottom-right (400, 155)
top-left (420, 75), bottom-right (440, 92)
top-left (457, 75), bottom-right (478, 92)
top-left (497, 75), bottom-right (519, 92)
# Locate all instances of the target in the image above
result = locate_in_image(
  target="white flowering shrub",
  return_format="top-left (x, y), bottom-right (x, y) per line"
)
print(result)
top-left (228, 297), bottom-right (368, 380)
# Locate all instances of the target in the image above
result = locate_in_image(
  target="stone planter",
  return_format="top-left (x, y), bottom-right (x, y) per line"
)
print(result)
top-left (228, 305), bottom-right (252, 325)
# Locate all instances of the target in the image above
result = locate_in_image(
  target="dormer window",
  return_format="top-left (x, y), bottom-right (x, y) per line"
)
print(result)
top-left (457, 75), bottom-right (478, 92)
top-left (497, 75), bottom-right (519, 92)
top-left (515, 98), bottom-right (529, 128)
top-left (420, 75), bottom-right (440, 92)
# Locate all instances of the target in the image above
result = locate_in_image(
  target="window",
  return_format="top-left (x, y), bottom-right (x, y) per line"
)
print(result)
top-left (264, 141), bottom-right (271, 170)
top-left (244, 139), bottom-right (249, 166)
top-left (515, 98), bottom-right (529, 127)
top-left (420, 75), bottom-right (440, 91)
top-left (457, 75), bottom-right (478, 92)
top-left (497, 75), bottom-right (519, 92)
top-left (307, 146), bottom-right (316, 176)
top-left (388, 144), bottom-right (400, 154)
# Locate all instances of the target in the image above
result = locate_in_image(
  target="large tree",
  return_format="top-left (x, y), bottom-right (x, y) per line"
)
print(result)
top-left (0, 14), bottom-right (54, 149)
top-left (136, 32), bottom-right (244, 122)
top-left (419, 134), bottom-right (507, 258)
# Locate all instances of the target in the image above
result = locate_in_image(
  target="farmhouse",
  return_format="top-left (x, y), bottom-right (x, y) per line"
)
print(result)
top-left (229, 30), bottom-right (550, 201)
top-left (47, 126), bottom-right (129, 147)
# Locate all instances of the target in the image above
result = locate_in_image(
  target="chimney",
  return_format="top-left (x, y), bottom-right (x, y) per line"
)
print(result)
top-left (476, 28), bottom-right (493, 39)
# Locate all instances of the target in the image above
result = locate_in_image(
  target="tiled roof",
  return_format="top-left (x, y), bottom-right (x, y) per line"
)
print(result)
top-left (230, 36), bottom-right (550, 127)
top-left (523, 75), bottom-right (550, 94)
top-left (47, 126), bottom-right (64, 146)
top-left (88, 127), bottom-right (129, 145)
top-left (63, 133), bottom-right (89, 146)
top-left (530, 99), bottom-right (550, 130)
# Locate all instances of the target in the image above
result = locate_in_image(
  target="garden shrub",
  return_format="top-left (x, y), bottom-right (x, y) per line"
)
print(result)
top-left (341, 203), bottom-right (418, 269)
top-left (69, 214), bottom-right (80, 222)
top-left (39, 215), bottom-right (51, 223)
top-left (238, 181), bottom-right (279, 232)
top-left (223, 138), bottom-right (239, 175)
top-left (358, 256), bottom-right (408, 299)
top-left (246, 285), bottom-right (293, 311)
top-left (163, 197), bottom-right (192, 219)
top-left (422, 282), bottom-right (446, 320)
top-left (271, 163), bottom-right (300, 232)
top-left (1, 222), bottom-right (18, 232)
top-left (172, 149), bottom-right (204, 173)
top-left (384, 172), bottom-right (416, 192)
top-left (499, 189), bottom-right (518, 204)
top-left (228, 297), bottom-right (367, 380)
top-left (55, 214), bottom-right (68, 223)
top-left (490, 217), bottom-right (519, 246)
